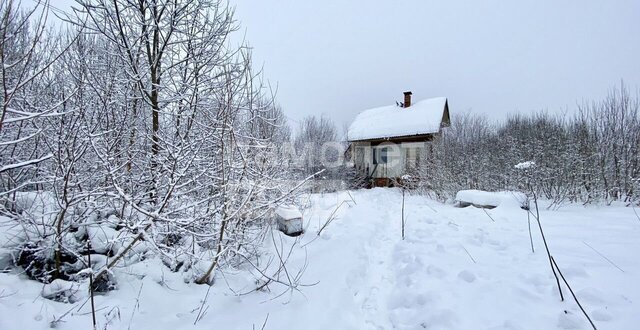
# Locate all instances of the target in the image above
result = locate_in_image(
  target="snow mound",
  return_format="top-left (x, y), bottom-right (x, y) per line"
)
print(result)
top-left (41, 279), bottom-right (81, 303)
top-left (87, 225), bottom-right (120, 254)
top-left (455, 190), bottom-right (528, 209)
top-left (515, 161), bottom-right (536, 169)
top-left (275, 205), bottom-right (302, 220)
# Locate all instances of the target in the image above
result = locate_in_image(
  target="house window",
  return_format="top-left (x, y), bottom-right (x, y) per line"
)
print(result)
top-left (373, 147), bottom-right (388, 164)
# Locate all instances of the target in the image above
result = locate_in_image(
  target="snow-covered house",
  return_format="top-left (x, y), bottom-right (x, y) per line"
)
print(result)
top-left (346, 92), bottom-right (450, 187)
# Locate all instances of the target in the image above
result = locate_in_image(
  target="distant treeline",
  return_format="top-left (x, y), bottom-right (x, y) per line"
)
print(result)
top-left (418, 83), bottom-right (640, 205)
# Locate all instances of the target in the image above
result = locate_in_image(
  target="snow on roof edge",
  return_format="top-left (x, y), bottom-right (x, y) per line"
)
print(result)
top-left (347, 97), bottom-right (448, 142)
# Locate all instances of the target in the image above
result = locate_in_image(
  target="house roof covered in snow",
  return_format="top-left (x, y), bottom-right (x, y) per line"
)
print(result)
top-left (347, 97), bottom-right (450, 142)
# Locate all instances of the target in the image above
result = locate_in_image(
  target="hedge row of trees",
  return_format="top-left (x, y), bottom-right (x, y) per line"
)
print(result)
top-left (0, 0), bottom-right (298, 287)
top-left (419, 84), bottom-right (640, 206)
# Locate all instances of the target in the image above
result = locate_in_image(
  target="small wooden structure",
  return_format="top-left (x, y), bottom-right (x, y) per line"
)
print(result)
top-left (275, 205), bottom-right (303, 236)
top-left (346, 92), bottom-right (451, 187)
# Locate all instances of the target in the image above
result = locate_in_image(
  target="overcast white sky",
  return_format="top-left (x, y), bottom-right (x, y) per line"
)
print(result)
top-left (47, 0), bottom-right (640, 129)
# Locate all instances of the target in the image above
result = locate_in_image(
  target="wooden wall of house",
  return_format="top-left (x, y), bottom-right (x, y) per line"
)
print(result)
top-left (350, 138), bottom-right (432, 180)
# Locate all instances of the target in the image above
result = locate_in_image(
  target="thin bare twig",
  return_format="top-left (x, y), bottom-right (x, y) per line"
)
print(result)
top-left (317, 199), bottom-right (351, 236)
top-left (582, 241), bottom-right (624, 273)
top-left (346, 191), bottom-right (357, 205)
top-left (127, 283), bottom-right (144, 330)
top-left (461, 245), bottom-right (476, 264)
top-left (631, 202), bottom-right (640, 223)
top-left (401, 188), bottom-right (406, 240)
top-left (551, 256), bottom-right (598, 330)
top-left (527, 210), bottom-right (535, 253)
top-left (481, 208), bottom-right (495, 222)
top-left (194, 285), bottom-right (212, 325)
top-left (530, 185), bottom-right (564, 301)
top-left (253, 313), bottom-right (269, 330)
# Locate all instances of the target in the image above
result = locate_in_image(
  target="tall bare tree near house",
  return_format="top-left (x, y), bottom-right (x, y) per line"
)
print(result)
top-left (75, 0), bottom-right (237, 200)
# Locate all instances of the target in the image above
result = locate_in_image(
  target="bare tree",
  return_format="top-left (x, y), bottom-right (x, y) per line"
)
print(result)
top-left (293, 114), bottom-right (338, 175)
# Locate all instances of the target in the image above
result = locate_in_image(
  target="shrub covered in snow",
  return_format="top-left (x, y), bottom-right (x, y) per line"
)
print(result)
top-left (0, 0), bottom-right (308, 297)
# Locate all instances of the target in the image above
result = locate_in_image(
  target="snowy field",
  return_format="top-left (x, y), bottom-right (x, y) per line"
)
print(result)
top-left (1, 189), bottom-right (639, 329)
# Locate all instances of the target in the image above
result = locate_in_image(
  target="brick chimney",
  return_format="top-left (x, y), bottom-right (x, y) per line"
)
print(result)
top-left (403, 91), bottom-right (412, 108)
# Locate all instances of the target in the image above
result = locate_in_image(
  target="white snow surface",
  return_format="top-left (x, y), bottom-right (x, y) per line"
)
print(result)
top-left (455, 189), bottom-right (528, 208)
top-left (515, 161), bottom-right (536, 169)
top-left (347, 97), bottom-right (447, 141)
top-left (2, 189), bottom-right (640, 329)
top-left (87, 225), bottom-right (120, 254)
top-left (275, 205), bottom-right (302, 220)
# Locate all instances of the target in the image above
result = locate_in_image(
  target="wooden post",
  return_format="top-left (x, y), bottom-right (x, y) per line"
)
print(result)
top-left (87, 242), bottom-right (97, 330)
top-left (401, 189), bottom-right (406, 240)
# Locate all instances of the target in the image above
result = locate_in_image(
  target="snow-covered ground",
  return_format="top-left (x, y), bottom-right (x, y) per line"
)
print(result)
top-left (1, 189), bottom-right (639, 329)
